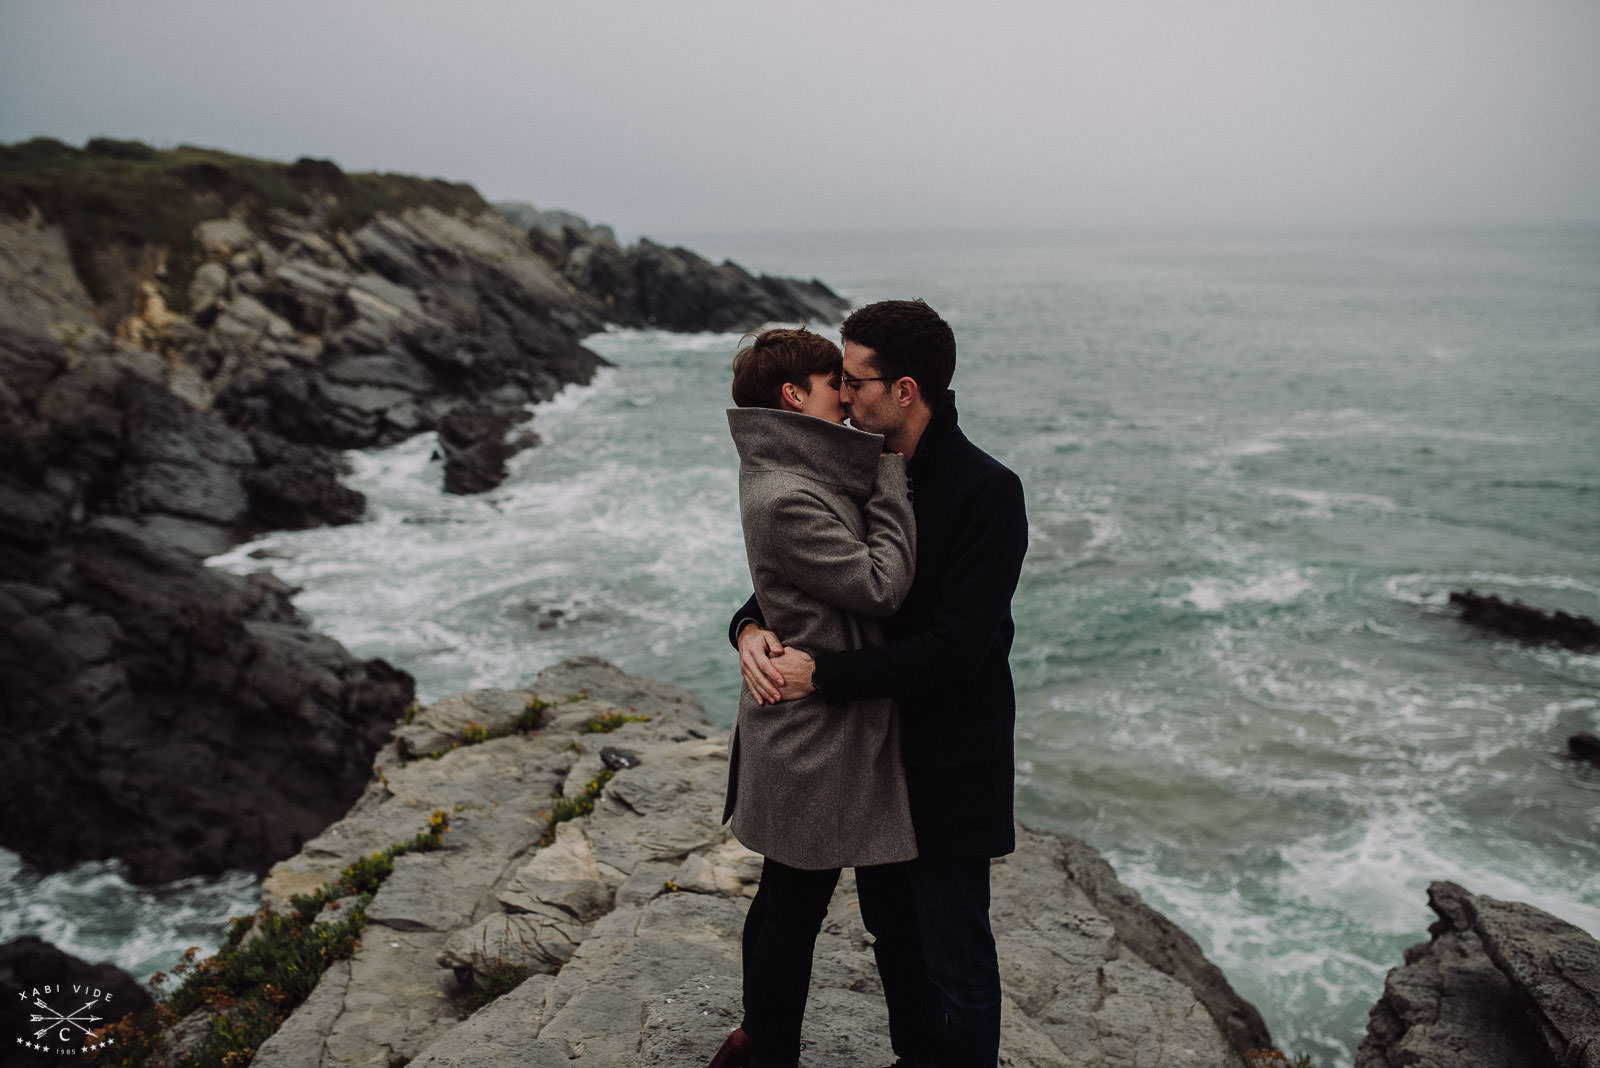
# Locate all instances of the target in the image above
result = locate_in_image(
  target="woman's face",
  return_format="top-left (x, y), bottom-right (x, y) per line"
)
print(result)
top-left (795, 372), bottom-right (846, 423)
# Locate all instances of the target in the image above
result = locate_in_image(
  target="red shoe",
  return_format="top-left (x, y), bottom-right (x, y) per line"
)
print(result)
top-left (707, 1027), bottom-right (752, 1068)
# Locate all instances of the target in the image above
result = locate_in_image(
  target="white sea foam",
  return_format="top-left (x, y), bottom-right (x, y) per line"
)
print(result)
top-left (1179, 567), bottom-right (1315, 613)
top-left (1386, 570), bottom-right (1600, 606)
top-left (1264, 486), bottom-right (1397, 518)
top-left (1227, 438), bottom-right (1285, 457)
top-left (1221, 408), bottom-right (1532, 461)
top-left (1277, 813), bottom-right (1600, 940)
top-left (1107, 854), bottom-right (1388, 1068)
top-left (0, 850), bottom-right (258, 981)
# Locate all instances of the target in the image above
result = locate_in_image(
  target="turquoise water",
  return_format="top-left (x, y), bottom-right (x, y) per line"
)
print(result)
top-left (11, 226), bottom-right (1597, 1065)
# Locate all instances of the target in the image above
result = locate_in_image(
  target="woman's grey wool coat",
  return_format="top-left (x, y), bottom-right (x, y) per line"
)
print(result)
top-left (723, 407), bottom-right (919, 870)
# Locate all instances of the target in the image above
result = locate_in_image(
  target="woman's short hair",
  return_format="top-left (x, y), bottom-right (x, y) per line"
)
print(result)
top-left (730, 327), bottom-right (842, 409)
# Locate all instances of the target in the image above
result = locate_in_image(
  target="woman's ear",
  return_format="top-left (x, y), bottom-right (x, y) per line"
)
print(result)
top-left (781, 382), bottom-right (804, 411)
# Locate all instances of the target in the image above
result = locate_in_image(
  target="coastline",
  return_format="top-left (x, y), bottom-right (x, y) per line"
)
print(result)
top-left (4, 148), bottom-right (1598, 1064)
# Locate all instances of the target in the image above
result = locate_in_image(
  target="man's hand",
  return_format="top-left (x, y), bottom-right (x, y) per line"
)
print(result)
top-left (769, 648), bottom-right (816, 702)
top-left (738, 623), bottom-right (786, 705)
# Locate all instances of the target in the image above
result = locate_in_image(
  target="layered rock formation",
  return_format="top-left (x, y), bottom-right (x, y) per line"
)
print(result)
top-left (168, 658), bottom-right (1271, 1067)
top-left (496, 200), bottom-right (847, 334)
top-left (0, 299), bottom-right (412, 883)
top-left (0, 141), bottom-right (847, 884)
top-left (1356, 881), bottom-right (1600, 1067)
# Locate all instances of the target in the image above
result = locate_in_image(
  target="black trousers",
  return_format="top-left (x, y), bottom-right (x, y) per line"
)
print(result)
top-left (740, 854), bottom-right (1000, 1068)
top-left (740, 857), bottom-right (840, 1066)
top-left (858, 855), bottom-right (1001, 1068)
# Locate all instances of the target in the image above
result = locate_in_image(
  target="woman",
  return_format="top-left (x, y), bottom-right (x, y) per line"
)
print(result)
top-left (711, 327), bottom-right (917, 1068)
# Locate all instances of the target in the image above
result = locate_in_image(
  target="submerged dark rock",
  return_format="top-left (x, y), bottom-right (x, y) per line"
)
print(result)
top-left (1568, 732), bottom-right (1600, 768)
top-left (1449, 590), bottom-right (1600, 653)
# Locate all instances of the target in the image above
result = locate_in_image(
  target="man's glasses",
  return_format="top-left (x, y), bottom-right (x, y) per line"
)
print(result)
top-left (838, 374), bottom-right (895, 393)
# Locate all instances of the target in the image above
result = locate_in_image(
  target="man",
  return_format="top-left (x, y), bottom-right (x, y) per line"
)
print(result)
top-left (730, 299), bottom-right (1028, 1067)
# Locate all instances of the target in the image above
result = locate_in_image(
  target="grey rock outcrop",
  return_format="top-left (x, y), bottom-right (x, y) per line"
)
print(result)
top-left (238, 658), bottom-right (1267, 1068)
top-left (0, 304), bottom-right (411, 883)
top-left (494, 201), bottom-right (618, 245)
top-left (1, 153), bottom-right (848, 884)
top-left (552, 233), bottom-right (847, 334)
top-left (503, 203), bottom-right (848, 334)
top-left (1356, 881), bottom-right (1600, 1068)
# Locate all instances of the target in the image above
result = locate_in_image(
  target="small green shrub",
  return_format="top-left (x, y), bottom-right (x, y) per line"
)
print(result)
top-left (579, 711), bottom-right (650, 734)
top-left (514, 696), bottom-right (553, 731)
top-left (1243, 1051), bottom-right (1316, 1068)
top-left (540, 769), bottom-right (615, 846)
top-left (94, 811), bottom-right (450, 1067)
top-left (453, 959), bottom-right (533, 1017)
top-left (398, 695), bottom-right (593, 765)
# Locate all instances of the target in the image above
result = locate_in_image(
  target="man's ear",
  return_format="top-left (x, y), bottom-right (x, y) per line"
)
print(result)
top-left (893, 377), bottom-right (920, 409)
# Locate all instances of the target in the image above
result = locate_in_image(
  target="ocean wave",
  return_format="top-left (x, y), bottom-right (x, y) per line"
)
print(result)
top-left (1262, 486), bottom-right (1398, 517)
top-left (1218, 409), bottom-right (1534, 464)
top-left (1177, 567), bottom-right (1315, 613)
top-left (1277, 813), bottom-right (1600, 940)
top-left (0, 850), bottom-right (258, 982)
top-left (1385, 571), bottom-right (1600, 609)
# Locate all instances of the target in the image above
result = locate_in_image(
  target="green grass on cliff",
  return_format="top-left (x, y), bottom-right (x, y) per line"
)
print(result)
top-left (0, 136), bottom-right (486, 312)
top-left (91, 811), bottom-right (451, 1067)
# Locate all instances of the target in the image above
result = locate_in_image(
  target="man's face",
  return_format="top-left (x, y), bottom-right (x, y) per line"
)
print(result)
top-left (840, 341), bottom-right (899, 436)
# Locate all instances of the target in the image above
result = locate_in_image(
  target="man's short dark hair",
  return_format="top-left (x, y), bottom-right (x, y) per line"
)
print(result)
top-left (840, 299), bottom-right (956, 404)
top-left (730, 327), bottom-right (842, 409)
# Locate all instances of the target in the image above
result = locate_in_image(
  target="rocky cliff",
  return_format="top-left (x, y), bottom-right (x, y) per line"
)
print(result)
top-left (1356, 881), bottom-right (1600, 1067)
top-left (107, 658), bottom-right (1274, 1068)
top-left (0, 138), bottom-right (846, 885)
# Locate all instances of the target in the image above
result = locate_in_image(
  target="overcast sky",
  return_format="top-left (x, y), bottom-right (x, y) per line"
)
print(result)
top-left (2, 0), bottom-right (1596, 239)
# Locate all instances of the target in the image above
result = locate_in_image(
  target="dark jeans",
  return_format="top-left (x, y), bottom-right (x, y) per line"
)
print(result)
top-left (741, 854), bottom-right (999, 1068)
top-left (857, 855), bottom-right (1000, 1068)
top-left (740, 857), bottom-right (841, 1066)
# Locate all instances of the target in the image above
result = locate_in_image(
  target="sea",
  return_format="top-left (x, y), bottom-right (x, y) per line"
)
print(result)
top-left (5, 225), bottom-right (1598, 1066)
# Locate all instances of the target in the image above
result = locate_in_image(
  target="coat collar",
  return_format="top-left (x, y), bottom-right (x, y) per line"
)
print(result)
top-left (909, 390), bottom-right (961, 478)
top-left (727, 408), bottom-right (888, 501)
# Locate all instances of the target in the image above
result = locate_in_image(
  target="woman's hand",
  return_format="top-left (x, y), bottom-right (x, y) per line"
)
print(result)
top-left (738, 623), bottom-right (786, 704)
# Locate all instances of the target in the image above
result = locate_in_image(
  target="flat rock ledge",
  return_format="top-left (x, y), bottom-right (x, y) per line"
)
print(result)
top-left (243, 658), bottom-right (1267, 1068)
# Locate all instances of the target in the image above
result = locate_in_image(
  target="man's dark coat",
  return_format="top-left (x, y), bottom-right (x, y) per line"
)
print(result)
top-left (732, 392), bottom-right (1028, 860)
